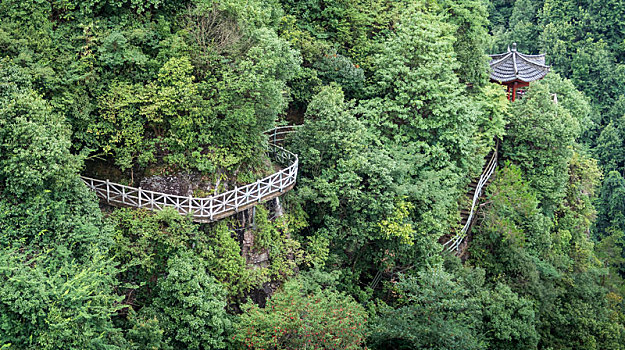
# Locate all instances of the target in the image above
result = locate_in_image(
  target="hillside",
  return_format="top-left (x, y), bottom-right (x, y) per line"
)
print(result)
top-left (0, 0), bottom-right (624, 349)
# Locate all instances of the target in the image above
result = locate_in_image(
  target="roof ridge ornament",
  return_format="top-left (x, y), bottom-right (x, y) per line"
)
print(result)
top-left (511, 42), bottom-right (517, 51)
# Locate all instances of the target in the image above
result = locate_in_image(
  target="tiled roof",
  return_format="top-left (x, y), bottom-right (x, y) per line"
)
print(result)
top-left (489, 43), bottom-right (550, 83)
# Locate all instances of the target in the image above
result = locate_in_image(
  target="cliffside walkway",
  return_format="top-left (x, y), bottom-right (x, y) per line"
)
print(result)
top-left (82, 124), bottom-right (497, 250)
top-left (81, 126), bottom-right (299, 223)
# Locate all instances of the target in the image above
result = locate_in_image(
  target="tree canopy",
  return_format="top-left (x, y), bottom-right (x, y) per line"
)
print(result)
top-left (1, 0), bottom-right (624, 349)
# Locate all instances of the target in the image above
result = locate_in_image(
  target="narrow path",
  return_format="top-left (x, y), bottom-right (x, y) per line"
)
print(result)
top-left (81, 127), bottom-right (299, 223)
top-left (84, 125), bottom-right (496, 252)
top-left (443, 141), bottom-right (499, 253)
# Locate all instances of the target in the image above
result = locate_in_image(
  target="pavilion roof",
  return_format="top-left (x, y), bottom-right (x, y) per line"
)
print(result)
top-left (489, 43), bottom-right (550, 83)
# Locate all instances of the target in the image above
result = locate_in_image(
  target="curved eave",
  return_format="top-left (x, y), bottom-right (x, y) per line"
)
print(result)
top-left (489, 52), bottom-right (513, 67)
top-left (516, 53), bottom-right (549, 69)
top-left (489, 52), bottom-right (550, 83)
top-left (491, 70), bottom-right (549, 83)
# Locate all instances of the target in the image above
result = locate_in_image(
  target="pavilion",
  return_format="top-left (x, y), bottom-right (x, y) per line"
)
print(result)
top-left (489, 43), bottom-right (550, 101)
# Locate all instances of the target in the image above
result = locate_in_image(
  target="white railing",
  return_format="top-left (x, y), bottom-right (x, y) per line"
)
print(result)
top-left (266, 125), bottom-right (302, 145)
top-left (81, 127), bottom-right (299, 223)
top-left (443, 144), bottom-right (499, 253)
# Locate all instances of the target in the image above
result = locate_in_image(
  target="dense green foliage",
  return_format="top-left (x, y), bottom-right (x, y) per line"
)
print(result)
top-left (0, 62), bottom-right (121, 349)
top-left (235, 273), bottom-right (368, 349)
top-left (140, 251), bottom-right (231, 349)
top-left (1, 0), bottom-right (624, 349)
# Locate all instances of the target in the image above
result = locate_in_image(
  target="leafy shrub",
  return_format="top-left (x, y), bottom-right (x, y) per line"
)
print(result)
top-left (235, 277), bottom-right (368, 349)
top-left (141, 251), bottom-right (232, 349)
top-left (0, 248), bottom-right (123, 349)
top-left (369, 267), bottom-right (485, 350)
top-left (313, 51), bottom-right (365, 98)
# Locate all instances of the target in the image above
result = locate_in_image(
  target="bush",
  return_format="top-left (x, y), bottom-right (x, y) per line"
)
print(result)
top-left (141, 251), bottom-right (232, 350)
top-left (235, 277), bottom-right (368, 349)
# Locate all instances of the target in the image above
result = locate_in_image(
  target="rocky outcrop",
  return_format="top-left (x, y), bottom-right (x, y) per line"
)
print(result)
top-left (235, 199), bottom-right (289, 306)
top-left (139, 173), bottom-right (234, 197)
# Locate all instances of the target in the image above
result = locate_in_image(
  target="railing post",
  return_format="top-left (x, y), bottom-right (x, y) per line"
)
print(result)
top-left (234, 186), bottom-right (239, 212)
top-left (106, 179), bottom-right (110, 202)
top-left (188, 195), bottom-right (192, 215)
top-left (209, 198), bottom-right (214, 221)
top-left (138, 188), bottom-right (142, 208)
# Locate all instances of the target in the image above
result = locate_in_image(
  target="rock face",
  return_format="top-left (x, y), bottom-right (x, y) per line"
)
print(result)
top-left (236, 208), bottom-right (271, 269)
top-left (235, 200), bottom-right (289, 307)
top-left (139, 173), bottom-right (232, 197)
top-left (140, 174), bottom-right (195, 196)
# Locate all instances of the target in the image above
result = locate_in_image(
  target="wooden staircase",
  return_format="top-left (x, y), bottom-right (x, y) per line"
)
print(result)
top-left (443, 143), bottom-right (499, 254)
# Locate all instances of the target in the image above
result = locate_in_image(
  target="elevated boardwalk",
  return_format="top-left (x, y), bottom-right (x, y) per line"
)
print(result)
top-left (82, 124), bottom-right (496, 251)
top-left (81, 127), bottom-right (299, 223)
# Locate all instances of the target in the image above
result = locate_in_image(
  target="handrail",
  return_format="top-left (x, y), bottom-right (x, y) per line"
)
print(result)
top-left (81, 127), bottom-right (300, 223)
top-left (267, 125), bottom-right (302, 145)
top-left (443, 142), bottom-right (499, 253)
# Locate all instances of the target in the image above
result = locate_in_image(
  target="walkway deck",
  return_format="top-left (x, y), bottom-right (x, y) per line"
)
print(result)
top-left (81, 127), bottom-right (299, 223)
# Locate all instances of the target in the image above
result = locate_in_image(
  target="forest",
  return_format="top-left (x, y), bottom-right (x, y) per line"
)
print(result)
top-left (0, 0), bottom-right (624, 349)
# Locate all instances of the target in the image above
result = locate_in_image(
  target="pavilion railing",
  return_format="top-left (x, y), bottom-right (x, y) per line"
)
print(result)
top-left (81, 127), bottom-right (300, 223)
